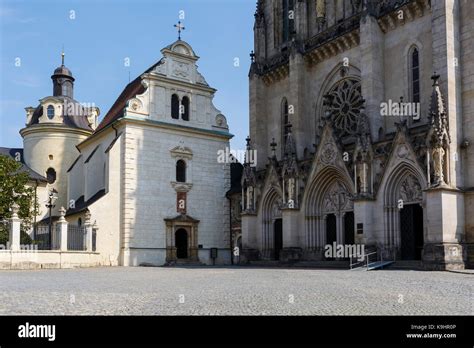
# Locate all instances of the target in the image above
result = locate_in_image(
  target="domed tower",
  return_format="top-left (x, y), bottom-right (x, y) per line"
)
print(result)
top-left (20, 53), bottom-right (100, 217)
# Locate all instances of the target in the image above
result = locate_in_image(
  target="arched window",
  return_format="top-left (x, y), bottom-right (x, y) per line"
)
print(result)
top-left (171, 94), bottom-right (180, 119)
top-left (46, 167), bottom-right (56, 184)
top-left (409, 47), bottom-right (420, 122)
top-left (78, 218), bottom-right (82, 227)
top-left (47, 105), bottom-right (55, 120)
top-left (281, 98), bottom-right (289, 156)
top-left (176, 160), bottom-right (186, 183)
top-left (282, 0), bottom-right (295, 43)
top-left (181, 96), bottom-right (190, 121)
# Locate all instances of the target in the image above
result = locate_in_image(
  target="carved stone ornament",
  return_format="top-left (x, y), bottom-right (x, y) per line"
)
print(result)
top-left (320, 142), bottom-right (337, 165)
top-left (399, 174), bottom-right (422, 203)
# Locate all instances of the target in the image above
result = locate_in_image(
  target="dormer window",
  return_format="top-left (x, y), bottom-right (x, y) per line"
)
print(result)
top-left (47, 105), bottom-right (55, 120)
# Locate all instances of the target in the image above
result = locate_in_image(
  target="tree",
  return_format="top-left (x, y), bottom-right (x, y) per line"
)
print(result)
top-left (0, 155), bottom-right (36, 245)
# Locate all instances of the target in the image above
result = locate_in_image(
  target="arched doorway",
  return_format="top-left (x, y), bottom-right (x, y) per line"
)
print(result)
top-left (274, 219), bottom-right (283, 260)
top-left (400, 204), bottom-right (423, 260)
top-left (175, 229), bottom-right (188, 259)
top-left (383, 164), bottom-right (426, 260)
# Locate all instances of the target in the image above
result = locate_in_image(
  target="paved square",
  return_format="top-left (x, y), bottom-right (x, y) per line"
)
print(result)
top-left (0, 267), bottom-right (472, 315)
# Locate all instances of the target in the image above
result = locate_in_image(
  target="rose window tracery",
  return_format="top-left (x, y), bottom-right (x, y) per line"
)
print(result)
top-left (326, 79), bottom-right (363, 137)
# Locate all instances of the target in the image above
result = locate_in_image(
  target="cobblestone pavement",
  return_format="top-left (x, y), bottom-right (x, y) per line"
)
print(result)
top-left (0, 267), bottom-right (472, 315)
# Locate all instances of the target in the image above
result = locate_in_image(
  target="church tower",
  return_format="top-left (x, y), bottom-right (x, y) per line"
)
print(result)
top-left (20, 54), bottom-right (100, 218)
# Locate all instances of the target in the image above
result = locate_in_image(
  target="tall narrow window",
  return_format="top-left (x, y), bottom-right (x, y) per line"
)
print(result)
top-left (47, 105), bottom-right (55, 119)
top-left (176, 160), bottom-right (186, 183)
top-left (281, 98), bottom-right (289, 156)
top-left (410, 47), bottom-right (420, 122)
top-left (282, 0), bottom-right (295, 43)
top-left (171, 94), bottom-right (180, 119)
top-left (181, 96), bottom-right (190, 121)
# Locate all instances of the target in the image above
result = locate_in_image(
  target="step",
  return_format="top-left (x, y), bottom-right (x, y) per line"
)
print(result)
top-left (247, 260), bottom-right (350, 269)
top-left (387, 260), bottom-right (424, 270)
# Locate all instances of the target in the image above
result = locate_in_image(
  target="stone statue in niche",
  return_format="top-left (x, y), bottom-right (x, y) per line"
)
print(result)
top-left (247, 186), bottom-right (254, 210)
top-left (431, 146), bottom-right (445, 186)
top-left (287, 178), bottom-right (295, 202)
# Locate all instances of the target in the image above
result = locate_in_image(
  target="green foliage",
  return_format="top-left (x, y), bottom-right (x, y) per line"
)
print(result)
top-left (0, 155), bottom-right (38, 244)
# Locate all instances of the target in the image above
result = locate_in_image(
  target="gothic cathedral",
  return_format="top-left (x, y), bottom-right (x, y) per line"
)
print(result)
top-left (241, 0), bottom-right (474, 270)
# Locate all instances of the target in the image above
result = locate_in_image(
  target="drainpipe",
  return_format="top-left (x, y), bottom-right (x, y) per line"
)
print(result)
top-left (33, 180), bottom-right (38, 240)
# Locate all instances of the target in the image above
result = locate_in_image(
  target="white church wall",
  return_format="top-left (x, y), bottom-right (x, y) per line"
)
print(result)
top-left (68, 156), bottom-right (84, 207)
top-left (87, 131), bottom-right (123, 266)
top-left (23, 130), bottom-right (88, 216)
top-left (122, 122), bottom-right (231, 266)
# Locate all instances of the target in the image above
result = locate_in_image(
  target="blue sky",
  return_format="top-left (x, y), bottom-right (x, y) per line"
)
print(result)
top-left (0, 0), bottom-right (255, 150)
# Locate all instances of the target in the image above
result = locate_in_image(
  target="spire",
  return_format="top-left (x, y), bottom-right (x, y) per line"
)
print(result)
top-left (428, 72), bottom-right (449, 146)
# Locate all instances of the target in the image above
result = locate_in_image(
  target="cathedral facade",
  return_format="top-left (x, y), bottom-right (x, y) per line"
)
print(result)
top-left (241, 0), bottom-right (474, 270)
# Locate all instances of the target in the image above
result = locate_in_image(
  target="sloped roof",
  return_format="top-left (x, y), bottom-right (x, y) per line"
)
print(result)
top-left (95, 59), bottom-right (164, 132)
top-left (28, 96), bottom-right (93, 131)
top-left (0, 147), bottom-right (47, 182)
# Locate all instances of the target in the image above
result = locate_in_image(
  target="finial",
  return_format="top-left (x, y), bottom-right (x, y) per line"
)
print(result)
top-left (250, 50), bottom-right (255, 63)
top-left (174, 21), bottom-right (185, 40)
top-left (245, 136), bottom-right (251, 150)
top-left (431, 72), bottom-right (440, 86)
top-left (61, 45), bottom-right (65, 66)
top-left (270, 138), bottom-right (277, 157)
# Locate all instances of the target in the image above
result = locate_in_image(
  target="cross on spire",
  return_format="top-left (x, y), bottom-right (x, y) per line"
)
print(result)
top-left (174, 21), bottom-right (185, 40)
top-left (61, 45), bottom-right (65, 66)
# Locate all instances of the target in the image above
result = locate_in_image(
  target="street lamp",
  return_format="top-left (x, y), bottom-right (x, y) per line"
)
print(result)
top-left (45, 189), bottom-right (58, 249)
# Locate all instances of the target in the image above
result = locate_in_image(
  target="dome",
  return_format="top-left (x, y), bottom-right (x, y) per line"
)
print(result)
top-left (53, 65), bottom-right (74, 79)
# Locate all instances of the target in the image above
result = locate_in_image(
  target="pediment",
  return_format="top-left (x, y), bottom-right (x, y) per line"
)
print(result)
top-left (170, 145), bottom-right (193, 159)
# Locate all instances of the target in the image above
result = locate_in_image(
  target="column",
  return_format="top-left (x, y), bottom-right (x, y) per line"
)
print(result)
top-left (9, 203), bottom-right (21, 251)
top-left (84, 211), bottom-right (93, 252)
top-left (58, 207), bottom-right (68, 251)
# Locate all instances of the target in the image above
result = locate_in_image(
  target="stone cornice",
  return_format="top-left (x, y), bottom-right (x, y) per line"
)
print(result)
top-left (19, 124), bottom-right (92, 138)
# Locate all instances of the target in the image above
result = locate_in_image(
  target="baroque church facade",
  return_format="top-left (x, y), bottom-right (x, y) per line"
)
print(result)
top-left (5, 39), bottom-right (234, 266)
top-left (241, 0), bottom-right (474, 270)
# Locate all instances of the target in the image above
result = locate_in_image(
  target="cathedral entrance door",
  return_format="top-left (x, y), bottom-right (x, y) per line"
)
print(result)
top-left (400, 204), bottom-right (423, 260)
top-left (175, 228), bottom-right (188, 259)
top-left (326, 214), bottom-right (337, 260)
top-left (344, 211), bottom-right (355, 245)
top-left (274, 219), bottom-right (283, 260)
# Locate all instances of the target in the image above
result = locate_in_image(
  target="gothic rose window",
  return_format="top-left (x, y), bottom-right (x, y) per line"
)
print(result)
top-left (326, 79), bottom-right (363, 137)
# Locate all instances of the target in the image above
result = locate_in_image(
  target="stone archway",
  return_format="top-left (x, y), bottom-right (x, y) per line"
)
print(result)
top-left (260, 188), bottom-right (282, 260)
top-left (383, 163), bottom-right (426, 259)
top-left (165, 214), bottom-right (199, 262)
top-left (304, 167), bottom-right (354, 258)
